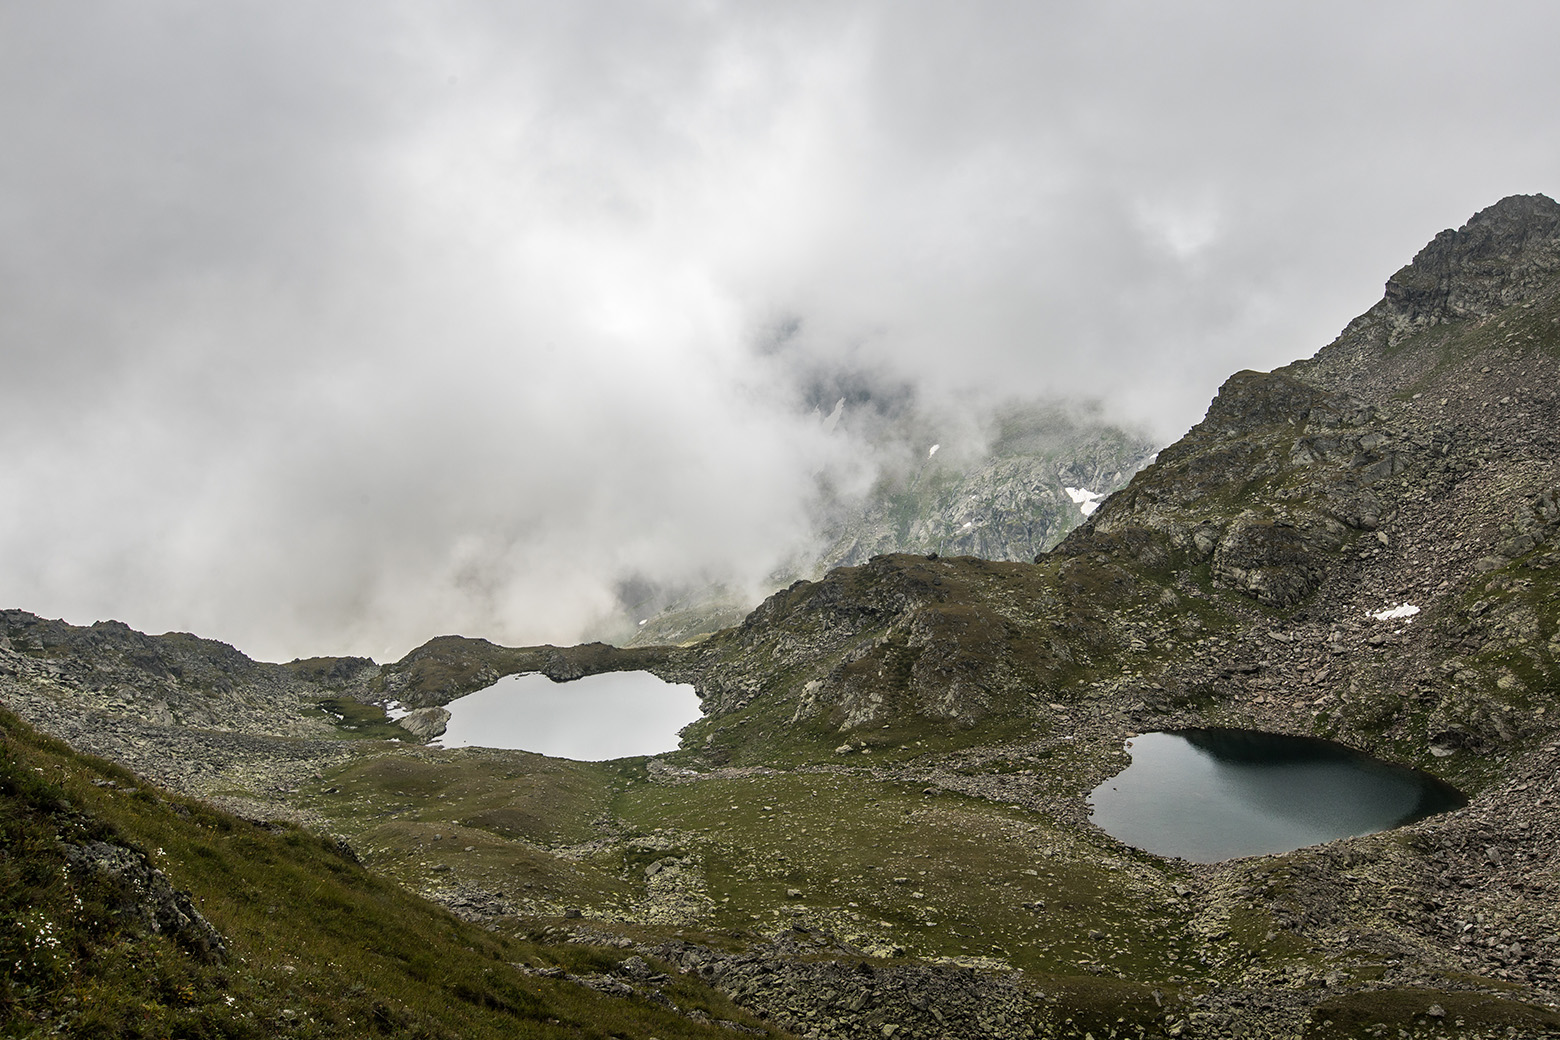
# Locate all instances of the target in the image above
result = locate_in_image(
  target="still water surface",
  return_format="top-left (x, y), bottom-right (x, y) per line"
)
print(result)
top-left (1088, 729), bottom-right (1465, 862)
top-left (439, 671), bottom-right (701, 760)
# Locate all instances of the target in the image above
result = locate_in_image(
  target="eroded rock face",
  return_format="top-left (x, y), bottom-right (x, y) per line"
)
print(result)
top-left (1380, 193), bottom-right (1560, 342)
top-left (817, 420), bottom-right (1157, 570)
top-left (397, 706), bottom-right (451, 740)
top-left (1210, 508), bottom-right (1346, 607)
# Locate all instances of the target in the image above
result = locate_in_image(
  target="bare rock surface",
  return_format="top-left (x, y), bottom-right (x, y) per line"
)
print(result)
top-left (63, 839), bottom-right (227, 962)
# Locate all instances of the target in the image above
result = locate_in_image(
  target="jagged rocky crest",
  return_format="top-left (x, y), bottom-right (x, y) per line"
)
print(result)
top-left (1379, 193), bottom-right (1560, 342)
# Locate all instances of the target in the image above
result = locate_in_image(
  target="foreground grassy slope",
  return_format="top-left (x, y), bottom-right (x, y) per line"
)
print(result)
top-left (0, 706), bottom-right (781, 1039)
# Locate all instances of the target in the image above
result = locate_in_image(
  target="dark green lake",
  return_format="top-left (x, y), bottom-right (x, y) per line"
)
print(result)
top-left (1087, 728), bottom-right (1466, 862)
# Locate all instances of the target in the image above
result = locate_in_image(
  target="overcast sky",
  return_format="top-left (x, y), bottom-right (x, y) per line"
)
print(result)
top-left (3, 2), bottom-right (1557, 663)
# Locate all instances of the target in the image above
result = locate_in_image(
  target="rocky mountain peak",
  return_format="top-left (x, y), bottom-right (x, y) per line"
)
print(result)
top-left (1380, 192), bottom-right (1560, 340)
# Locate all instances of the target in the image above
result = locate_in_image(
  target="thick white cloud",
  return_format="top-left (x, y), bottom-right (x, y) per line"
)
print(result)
top-left (2, 2), bottom-right (1557, 660)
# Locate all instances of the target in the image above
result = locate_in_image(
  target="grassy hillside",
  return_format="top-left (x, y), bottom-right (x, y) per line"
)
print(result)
top-left (0, 705), bottom-right (780, 1039)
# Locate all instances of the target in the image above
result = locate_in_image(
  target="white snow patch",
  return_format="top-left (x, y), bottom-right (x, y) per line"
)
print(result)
top-left (821, 397), bottom-right (845, 433)
top-left (928, 443), bottom-right (941, 458)
top-left (1370, 603), bottom-right (1420, 622)
top-left (638, 618), bottom-right (648, 626)
top-left (1065, 486), bottom-right (1105, 516)
top-left (384, 701), bottom-right (410, 721)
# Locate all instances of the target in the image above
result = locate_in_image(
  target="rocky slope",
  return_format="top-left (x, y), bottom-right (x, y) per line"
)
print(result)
top-left (4, 194), bottom-right (1560, 1039)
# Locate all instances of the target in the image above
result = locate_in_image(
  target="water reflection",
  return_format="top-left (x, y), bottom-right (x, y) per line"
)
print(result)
top-left (439, 670), bottom-right (701, 761)
top-left (1088, 728), bottom-right (1465, 862)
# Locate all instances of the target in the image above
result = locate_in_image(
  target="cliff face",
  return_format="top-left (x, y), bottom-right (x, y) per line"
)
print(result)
top-left (1378, 193), bottom-right (1560, 343)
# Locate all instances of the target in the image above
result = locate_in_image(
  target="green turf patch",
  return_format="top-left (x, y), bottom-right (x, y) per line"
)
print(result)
top-left (614, 770), bottom-right (1200, 979)
top-left (1305, 988), bottom-right (1560, 1038)
top-left (312, 697), bottom-right (414, 741)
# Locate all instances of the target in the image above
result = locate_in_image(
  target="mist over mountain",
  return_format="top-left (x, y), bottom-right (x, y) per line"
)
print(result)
top-left (604, 387), bottom-right (1157, 647)
top-left (4, 4), bottom-right (1560, 663)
